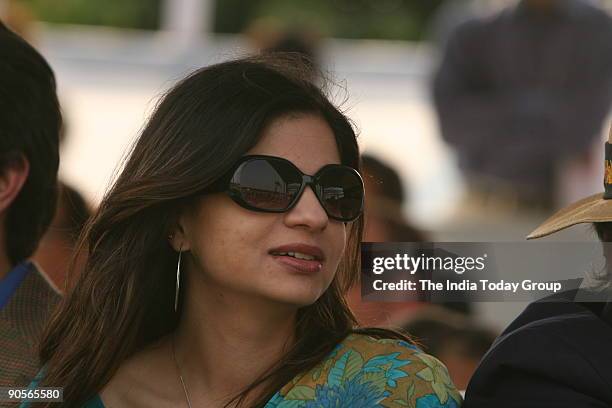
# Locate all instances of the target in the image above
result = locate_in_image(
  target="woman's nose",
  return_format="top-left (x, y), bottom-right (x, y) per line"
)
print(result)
top-left (283, 185), bottom-right (329, 231)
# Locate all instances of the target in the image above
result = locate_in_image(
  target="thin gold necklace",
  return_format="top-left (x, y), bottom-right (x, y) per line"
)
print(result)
top-left (171, 333), bottom-right (193, 408)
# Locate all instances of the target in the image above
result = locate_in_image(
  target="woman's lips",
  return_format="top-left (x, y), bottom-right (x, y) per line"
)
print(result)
top-left (271, 254), bottom-right (322, 273)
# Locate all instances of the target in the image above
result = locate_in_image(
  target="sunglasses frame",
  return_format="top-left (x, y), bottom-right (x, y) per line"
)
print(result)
top-left (223, 154), bottom-right (365, 222)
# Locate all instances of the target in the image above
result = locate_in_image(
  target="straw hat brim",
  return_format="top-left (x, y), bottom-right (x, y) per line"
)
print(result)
top-left (527, 193), bottom-right (612, 239)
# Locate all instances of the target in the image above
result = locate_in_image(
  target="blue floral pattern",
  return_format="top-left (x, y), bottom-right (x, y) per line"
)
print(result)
top-left (265, 334), bottom-right (462, 407)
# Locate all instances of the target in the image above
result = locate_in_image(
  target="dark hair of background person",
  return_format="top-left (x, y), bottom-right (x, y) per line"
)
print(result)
top-left (361, 155), bottom-right (473, 314)
top-left (35, 55), bottom-right (412, 408)
top-left (362, 154), bottom-right (405, 203)
top-left (262, 30), bottom-right (319, 71)
top-left (359, 155), bottom-right (472, 316)
top-left (0, 21), bottom-right (62, 266)
top-left (361, 154), bottom-right (426, 242)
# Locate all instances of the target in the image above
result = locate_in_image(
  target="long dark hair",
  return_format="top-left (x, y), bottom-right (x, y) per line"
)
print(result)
top-left (37, 55), bottom-right (409, 407)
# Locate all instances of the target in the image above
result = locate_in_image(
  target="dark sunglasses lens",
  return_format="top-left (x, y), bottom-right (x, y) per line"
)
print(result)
top-left (230, 159), bottom-right (301, 210)
top-left (317, 167), bottom-right (363, 220)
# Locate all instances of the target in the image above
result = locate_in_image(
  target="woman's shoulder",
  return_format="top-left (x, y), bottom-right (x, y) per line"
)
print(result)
top-left (267, 333), bottom-right (462, 407)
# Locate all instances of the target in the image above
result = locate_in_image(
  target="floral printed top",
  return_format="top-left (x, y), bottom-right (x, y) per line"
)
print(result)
top-left (22, 334), bottom-right (461, 407)
top-left (266, 333), bottom-right (462, 408)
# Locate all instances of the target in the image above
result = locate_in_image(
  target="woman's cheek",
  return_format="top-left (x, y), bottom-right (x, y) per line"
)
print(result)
top-left (329, 225), bottom-right (348, 272)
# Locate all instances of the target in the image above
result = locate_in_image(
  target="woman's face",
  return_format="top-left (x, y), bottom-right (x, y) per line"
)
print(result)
top-left (178, 113), bottom-right (348, 307)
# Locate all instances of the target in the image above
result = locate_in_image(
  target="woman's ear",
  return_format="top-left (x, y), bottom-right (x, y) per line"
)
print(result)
top-left (0, 154), bottom-right (29, 214)
top-left (168, 213), bottom-right (191, 252)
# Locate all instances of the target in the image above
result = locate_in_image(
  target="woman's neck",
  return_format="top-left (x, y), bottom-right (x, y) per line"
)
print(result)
top-left (173, 283), bottom-right (298, 405)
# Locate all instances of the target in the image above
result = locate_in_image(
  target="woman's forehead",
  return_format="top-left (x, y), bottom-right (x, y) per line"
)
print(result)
top-left (247, 114), bottom-right (341, 174)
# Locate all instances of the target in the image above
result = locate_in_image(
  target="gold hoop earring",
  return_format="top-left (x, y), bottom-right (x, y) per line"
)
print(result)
top-left (175, 247), bottom-right (182, 313)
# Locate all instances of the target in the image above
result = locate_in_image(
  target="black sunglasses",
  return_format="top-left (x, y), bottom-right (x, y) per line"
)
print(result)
top-left (212, 155), bottom-right (364, 222)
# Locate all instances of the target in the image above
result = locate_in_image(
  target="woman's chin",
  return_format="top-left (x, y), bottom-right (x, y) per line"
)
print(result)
top-left (261, 285), bottom-right (327, 308)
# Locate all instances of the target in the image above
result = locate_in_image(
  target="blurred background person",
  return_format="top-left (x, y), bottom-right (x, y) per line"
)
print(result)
top-left (429, 0), bottom-right (612, 344)
top-left (32, 181), bottom-right (91, 290)
top-left (361, 154), bottom-right (427, 243)
top-left (347, 153), bottom-right (429, 327)
top-left (433, 0), bottom-right (612, 228)
top-left (464, 127), bottom-right (612, 407)
top-left (427, 0), bottom-right (486, 50)
top-left (350, 154), bottom-right (473, 324)
top-left (0, 20), bottom-right (62, 387)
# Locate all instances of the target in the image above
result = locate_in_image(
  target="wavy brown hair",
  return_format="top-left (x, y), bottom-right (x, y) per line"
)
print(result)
top-left (35, 55), bottom-right (410, 407)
